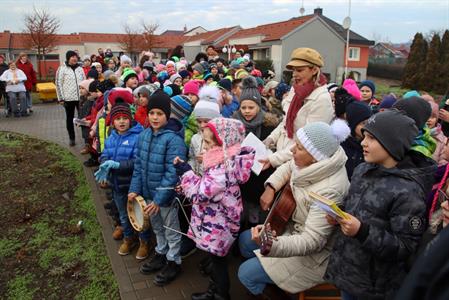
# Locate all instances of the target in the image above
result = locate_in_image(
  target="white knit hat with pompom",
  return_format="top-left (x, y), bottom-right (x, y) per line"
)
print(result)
top-left (296, 119), bottom-right (350, 161)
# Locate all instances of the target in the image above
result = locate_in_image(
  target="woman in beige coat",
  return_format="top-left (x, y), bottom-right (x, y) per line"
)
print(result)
top-left (238, 119), bottom-right (350, 296)
top-left (261, 48), bottom-right (334, 170)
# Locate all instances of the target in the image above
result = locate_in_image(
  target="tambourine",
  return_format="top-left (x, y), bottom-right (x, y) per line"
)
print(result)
top-left (127, 195), bottom-right (150, 232)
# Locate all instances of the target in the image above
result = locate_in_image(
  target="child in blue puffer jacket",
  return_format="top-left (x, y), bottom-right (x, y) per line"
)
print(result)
top-left (128, 90), bottom-right (187, 287)
top-left (95, 100), bottom-right (152, 260)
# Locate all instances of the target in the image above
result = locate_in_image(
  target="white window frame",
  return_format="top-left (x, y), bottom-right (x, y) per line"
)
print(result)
top-left (348, 47), bottom-right (360, 61)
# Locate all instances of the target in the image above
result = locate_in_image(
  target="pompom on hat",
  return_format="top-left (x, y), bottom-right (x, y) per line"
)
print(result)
top-left (296, 119), bottom-right (350, 161)
top-left (342, 79), bottom-right (361, 101)
top-left (239, 76), bottom-right (261, 106)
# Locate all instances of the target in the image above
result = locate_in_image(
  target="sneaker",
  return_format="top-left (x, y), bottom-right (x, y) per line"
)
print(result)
top-left (135, 239), bottom-right (150, 260)
top-left (112, 226), bottom-right (124, 240)
top-left (69, 139), bottom-right (76, 146)
top-left (21, 112), bottom-right (29, 117)
top-left (118, 237), bottom-right (138, 255)
top-left (153, 261), bottom-right (181, 286)
top-left (140, 253), bottom-right (167, 275)
top-left (29, 109), bottom-right (33, 114)
top-left (180, 236), bottom-right (197, 259)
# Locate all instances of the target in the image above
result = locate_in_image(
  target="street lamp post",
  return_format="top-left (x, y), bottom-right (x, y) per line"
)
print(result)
top-left (343, 0), bottom-right (352, 80)
top-left (222, 44), bottom-right (236, 62)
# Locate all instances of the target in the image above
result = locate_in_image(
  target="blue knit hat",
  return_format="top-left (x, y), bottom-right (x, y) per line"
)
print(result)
top-left (359, 80), bottom-right (376, 95)
top-left (170, 95), bottom-right (193, 122)
top-left (275, 83), bottom-right (290, 101)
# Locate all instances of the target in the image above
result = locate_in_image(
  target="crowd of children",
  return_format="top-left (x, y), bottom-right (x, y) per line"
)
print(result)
top-left (58, 45), bottom-right (449, 300)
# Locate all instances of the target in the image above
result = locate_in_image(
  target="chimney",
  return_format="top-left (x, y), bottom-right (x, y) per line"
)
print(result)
top-left (183, 25), bottom-right (187, 33)
top-left (314, 8), bottom-right (323, 15)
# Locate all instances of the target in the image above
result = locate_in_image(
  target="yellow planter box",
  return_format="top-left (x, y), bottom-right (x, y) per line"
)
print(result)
top-left (36, 82), bottom-right (57, 101)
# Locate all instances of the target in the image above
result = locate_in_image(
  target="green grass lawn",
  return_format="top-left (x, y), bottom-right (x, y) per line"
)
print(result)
top-left (0, 132), bottom-right (119, 299)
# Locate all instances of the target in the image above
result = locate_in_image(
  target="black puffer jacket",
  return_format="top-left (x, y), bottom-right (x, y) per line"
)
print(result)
top-left (325, 151), bottom-right (436, 299)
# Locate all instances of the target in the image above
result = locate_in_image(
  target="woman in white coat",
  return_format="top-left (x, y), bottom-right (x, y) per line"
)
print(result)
top-left (238, 120), bottom-right (350, 296)
top-left (261, 48), bottom-right (334, 170)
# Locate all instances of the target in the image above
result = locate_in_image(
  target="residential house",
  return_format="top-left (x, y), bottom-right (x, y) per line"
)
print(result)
top-left (189, 8), bottom-right (374, 82)
top-left (0, 30), bottom-right (187, 78)
top-left (369, 42), bottom-right (409, 64)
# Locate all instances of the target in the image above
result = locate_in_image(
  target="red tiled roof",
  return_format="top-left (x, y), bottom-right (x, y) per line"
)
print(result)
top-left (0, 31), bottom-right (11, 49)
top-left (79, 32), bottom-right (129, 43)
top-left (227, 15), bottom-right (314, 43)
top-left (151, 35), bottom-right (187, 49)
top-left (184, 27), bottom-right (239, 44)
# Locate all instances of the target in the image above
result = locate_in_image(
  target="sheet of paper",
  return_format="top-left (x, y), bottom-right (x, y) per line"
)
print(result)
top-left (73, 118), bottom-right (90, 127)
top-left (312, 202), bottom-right (340, 219)
top-left (241, 132), bottom-right (271, 175)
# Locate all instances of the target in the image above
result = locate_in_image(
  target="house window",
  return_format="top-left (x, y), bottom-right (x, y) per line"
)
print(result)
top-left (348, 47), bottom-right (360, 61)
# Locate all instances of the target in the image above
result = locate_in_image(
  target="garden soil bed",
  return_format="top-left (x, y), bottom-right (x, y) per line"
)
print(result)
top-left (0, 132), bottom-right (118, 299)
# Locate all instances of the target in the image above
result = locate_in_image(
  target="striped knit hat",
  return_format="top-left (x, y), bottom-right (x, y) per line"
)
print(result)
top-left (110, 101), bottom-right (132, 124)
top-left (170, 95), bottom-right (193, 122)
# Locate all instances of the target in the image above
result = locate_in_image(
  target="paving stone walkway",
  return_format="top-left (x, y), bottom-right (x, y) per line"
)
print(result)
top-left (0, 103), bottom-right (248, 300)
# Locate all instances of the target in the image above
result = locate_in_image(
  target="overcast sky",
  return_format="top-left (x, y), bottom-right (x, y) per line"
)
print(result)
top-left (0, 0), bottom-right (448, 43)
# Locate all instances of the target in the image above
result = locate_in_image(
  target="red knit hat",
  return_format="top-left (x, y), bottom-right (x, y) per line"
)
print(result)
top-left (108, 88), bottom-right (134, 106)
top-left (110, 102), bottom-right (132, 124)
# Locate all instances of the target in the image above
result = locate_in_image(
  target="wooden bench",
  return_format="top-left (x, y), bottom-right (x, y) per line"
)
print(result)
top-left (298, 283), bottom-right (341, 300)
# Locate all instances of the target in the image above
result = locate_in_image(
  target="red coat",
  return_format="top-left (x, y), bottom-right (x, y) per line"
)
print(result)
top-left (134, 105), bottom-right (148, 126)
top-left (16, 61), bottom-right (36, 91)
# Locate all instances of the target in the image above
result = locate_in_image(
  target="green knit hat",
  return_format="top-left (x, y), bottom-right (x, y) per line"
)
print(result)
top-left (120, 68), bottom-right (137, 83)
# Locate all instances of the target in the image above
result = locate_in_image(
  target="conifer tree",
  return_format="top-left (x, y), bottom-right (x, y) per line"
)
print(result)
top-left (422, 34), bottom-right (441, 92)
top-left (438, 30), bottom-right (449, 95)
top-left (402, 33), bottom-right (428, 89)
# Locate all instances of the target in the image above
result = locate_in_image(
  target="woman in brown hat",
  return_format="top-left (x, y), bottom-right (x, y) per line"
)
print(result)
top-left (260, 48), bottom-right (334, 170)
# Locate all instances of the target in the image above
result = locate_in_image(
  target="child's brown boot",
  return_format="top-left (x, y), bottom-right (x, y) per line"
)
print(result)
top-left (135, 239), bottom-right (150, 260)
top-left (118, 237), bottom-right (138, 255)
top-left (112, 226), bottom-right (124, 240)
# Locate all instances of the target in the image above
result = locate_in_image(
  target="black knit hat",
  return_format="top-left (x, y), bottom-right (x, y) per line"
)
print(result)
top-left (65, 50), bottom-right (77, 62)
top-left (392, 96), bottom-right (431, 130)
top-left (148, 90), bottom-right (171, 120)
top-left (334, 87), bottom-right (355, 118)
top-left (97, 79), bottom-right (115, 93)
top-left (362, 110), bottom-right (418, 161)
top-left (87, 68), bottom-right (99, 80)
top-left (88, 80), bottom-right (99, 93)
top-left (346, 101), bottom-right (372, 137)
top-left (110, 101), bottom-right (132, 124)
top-left (218, 78), bottom-right (232, 93)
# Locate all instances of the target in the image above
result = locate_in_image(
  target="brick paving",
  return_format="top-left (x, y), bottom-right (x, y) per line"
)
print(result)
top-left (0, 103), bottom-right (248, 300)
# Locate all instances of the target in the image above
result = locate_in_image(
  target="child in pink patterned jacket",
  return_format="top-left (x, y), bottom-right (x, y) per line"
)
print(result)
top-left (174, 117), bottom-right (255, 300)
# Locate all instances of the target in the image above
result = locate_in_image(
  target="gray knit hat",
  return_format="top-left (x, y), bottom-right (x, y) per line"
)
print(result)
top-left (296, 119), bottom-right (350, 161)
top-left (193, 85), bottom-right (221, 119)
top-left (239, 76), bottom-right (261, 106)
top-left (362, 109), bottom-right (418, 161)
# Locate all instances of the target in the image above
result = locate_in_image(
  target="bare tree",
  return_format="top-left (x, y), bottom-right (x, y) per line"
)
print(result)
top-left (141, 20), bottom-right (159, 51)
top-left (23, 6), bottom-right (60, 79)
top-left (119, 20), bottom-right (159, 63)
top-left (118, 23), bottom-right (141, 61)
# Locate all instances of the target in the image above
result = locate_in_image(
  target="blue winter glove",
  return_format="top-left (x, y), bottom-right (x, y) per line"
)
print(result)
top-left (94, 168), bottom-right (108, 183)
top-left (174, 161), bottom-right (192, 176)
top-left (102, 160), bottom-right (120, 170)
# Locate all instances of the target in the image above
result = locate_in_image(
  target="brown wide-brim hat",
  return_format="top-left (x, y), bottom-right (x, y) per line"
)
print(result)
top-left (286, 47), bottom-right (324, 69)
